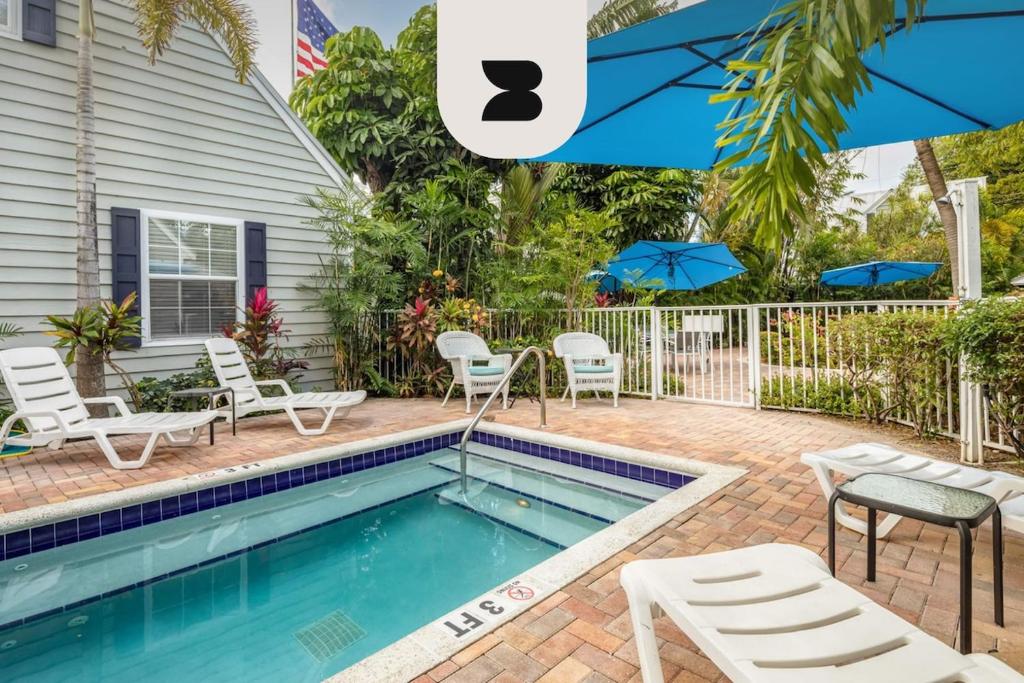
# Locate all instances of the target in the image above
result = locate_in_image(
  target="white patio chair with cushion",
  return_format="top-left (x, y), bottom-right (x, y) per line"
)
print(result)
top-left (204, 338), bottom-right (366, 436)
top-left (0, 347), bottom-right (217, 470)
top-left (802, 442), bottom-right (1024, 539)
top-left (435, 331), bottom-right (511, 414)
top-left (553, 332), bottom-right (622, 408)
top-left (622, 543), bottom-right (1024, 683)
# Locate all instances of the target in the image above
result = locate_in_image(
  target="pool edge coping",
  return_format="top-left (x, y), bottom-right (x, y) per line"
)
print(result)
top-left (328, 422), bottom-right (745, 683)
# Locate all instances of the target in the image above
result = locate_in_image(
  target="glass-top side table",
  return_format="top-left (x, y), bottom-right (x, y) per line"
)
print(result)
top-left (166, 387), bottom-right (236, 445)
top-left (827, 472), bottom-right (1003, 653)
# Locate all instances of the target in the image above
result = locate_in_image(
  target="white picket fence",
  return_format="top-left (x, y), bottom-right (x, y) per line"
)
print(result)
top-left (371, 301), bottom-right (1014, 455)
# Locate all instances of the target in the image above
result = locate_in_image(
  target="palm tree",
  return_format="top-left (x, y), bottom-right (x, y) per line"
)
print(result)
top-left (914, 138), bottom-right (961, 290)
top-left (73, 0), bottom-right (257, 399)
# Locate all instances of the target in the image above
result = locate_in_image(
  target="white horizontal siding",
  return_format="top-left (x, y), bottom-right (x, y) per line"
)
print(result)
top-left (0, 0), bottom-right (342, 391)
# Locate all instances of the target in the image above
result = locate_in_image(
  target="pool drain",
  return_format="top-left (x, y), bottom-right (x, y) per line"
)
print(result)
top-left (1, 640), bottom-right (16, 650)
top-left (68, 616), bottom-right (88, 628)
top-left (294, 610), bottom-right (366, 663)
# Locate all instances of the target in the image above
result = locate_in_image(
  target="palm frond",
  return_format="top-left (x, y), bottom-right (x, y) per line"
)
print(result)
top-left (0, 322), bottom-right (23, 343)
top-left (587, 0), bottom-right (677, 39)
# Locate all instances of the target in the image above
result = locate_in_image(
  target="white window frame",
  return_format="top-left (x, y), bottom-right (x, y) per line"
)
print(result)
top-left (139, 209), bottom-right (245, 348)
top-left (0, 0), bottom-right (21, 41)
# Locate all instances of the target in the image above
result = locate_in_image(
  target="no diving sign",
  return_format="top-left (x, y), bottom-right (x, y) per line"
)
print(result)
top-left (435, 578), bottom-right (540, 641)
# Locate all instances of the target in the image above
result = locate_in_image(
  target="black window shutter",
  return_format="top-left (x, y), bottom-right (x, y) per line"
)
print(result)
top-left (22, 0), bottom-right (56, 46)
top-left (244, 221), bottom-right (267, 304)
top-left (110, 208), bottom-right (142, 348)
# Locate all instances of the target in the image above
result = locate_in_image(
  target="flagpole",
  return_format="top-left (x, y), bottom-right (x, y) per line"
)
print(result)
top-left (290, 0), bottom-right (298, 89)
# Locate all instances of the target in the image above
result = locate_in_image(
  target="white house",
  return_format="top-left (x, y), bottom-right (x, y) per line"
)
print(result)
top-left (0, 0), bottom-right (347, 390)
top-left (836, 177), bottom-right (988, 232)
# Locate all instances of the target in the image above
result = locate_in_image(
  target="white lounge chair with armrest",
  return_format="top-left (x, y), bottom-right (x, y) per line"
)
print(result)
top-left (621, 543), bottom-right (1024, 683)
top-left (553, 332), bottom-right (622, 408)
top-left (802, 442), bottom-right (1024, 539)
top-left (0, 347), bottom-right (216, 469)
top-left (204, 338), bottom-right (365, 436)
top-left (435, 331), bottom-right (511, 414)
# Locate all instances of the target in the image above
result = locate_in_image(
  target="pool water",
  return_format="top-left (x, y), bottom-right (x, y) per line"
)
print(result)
top-left (0, 444), bottom-right (671, 682)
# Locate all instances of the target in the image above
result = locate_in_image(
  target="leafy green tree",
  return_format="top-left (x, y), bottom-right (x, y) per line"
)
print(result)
top-left (74, 0), bottom-right (256, 400)
top-left (291, 6), bottom-right (506, 197)
top-left (587, 0), bottom-right (678, 38)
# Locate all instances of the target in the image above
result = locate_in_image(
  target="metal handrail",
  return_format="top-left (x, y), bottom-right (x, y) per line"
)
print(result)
top-left (459, 346), bottom-right (547, 493)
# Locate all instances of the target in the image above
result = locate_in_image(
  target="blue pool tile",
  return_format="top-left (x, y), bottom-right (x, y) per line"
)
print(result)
top-left (100, 510), bottom-right (122, 535)
top-left (303, 465), bottom-right (317, 484)
top-left (31, 525), bottom-right (55, 552)
top-left (5, 529), bottom-right (30, 558)
top-left (79, 514), bottom-right (101, 540)
top-left (141, 501), bottom-right (162, 525)
top-left (213, 485), bottom-right (231, 507)
top-left (55, 519), bottom-right (78, 546)
top-left (261, 475), bottom-right (278, 494)
top-left (246, 478), bottom-right (261, 498)
top-left (316, 462), bottom-right (330, 480)
top-left (122, 504), bottom-right (143, 529)
top-left (230, 482), bottom-right (247, 503)
top-left (328, 460), bottom-right (341, 478)
top-left (276, 471), bottom-right (292, 491)
top-left (655, 469), bottom-right (670, 486)
top-left (179, 492), bottom-right (199, 515)
top-left (628, 464), bottom-right (641, 480)
top-left (668, 473), bottom-right (684, 488)
top-left (641, 467), bottom-right (655, 484)
top-left (161, 497), bottom-right (180, 520)
top-left (197, 489), bottom-right (217, 511)
top-left (289, 468), bottom-right (304, 486)
top-left (340, 458), bottom-right (354, 475)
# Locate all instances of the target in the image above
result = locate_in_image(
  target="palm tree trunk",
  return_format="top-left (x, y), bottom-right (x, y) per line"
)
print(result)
top-left (914, 138), bottom-right (961, 293)
top-left (75, 0), bottom-right (105, 402)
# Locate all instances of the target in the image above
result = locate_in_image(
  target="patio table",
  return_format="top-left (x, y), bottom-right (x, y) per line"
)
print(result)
top-left (166, 386), bottom-right (236, 445)
top-left (493, 348), bottom-right (545, 408)
top-left (827, 472), bottom-right (1003, 653)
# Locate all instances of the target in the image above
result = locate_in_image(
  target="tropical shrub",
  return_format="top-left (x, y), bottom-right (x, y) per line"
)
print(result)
top-left (44, 294), bottom-right (144, 410)
top-left (389, 297), bottom-right (447, 397)
top-left (760, 310), bottom-right (829, 367)
top-left (760, 375), bottom-right (866, 415)
top-left (223, 287), bottom-right (307, 381)
top-left (831, 311), bottom-right (951, 436)
top-left (945, 298), bottom-right (1024, 459)
top-left (301, 187), bottom-right (425, 392)
top-left (134, 367), bottom-right (218, 413)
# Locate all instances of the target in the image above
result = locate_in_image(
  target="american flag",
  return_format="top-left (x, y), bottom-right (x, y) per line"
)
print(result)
top-left (296, 0), bottom-right (338, 79)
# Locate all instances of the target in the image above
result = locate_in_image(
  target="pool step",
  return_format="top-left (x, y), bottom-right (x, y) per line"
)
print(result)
top-left (447, 443), bottom-right (674, 502)
top-left (430, 455), bottom-right (642, 523)
top-left (436, 485), bottom-right (606, 550)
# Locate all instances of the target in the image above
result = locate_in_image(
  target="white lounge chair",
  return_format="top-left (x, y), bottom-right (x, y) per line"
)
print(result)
top-left (553, 332), bottom-right (622, 408)
top-left (802, 443), bottom-right (1024, 539)
top-left (0, 347), bottom-right (217, 470)
top-left (435, 331), bottom-right (511, 414)
top-left (204, 338), bottom-right (366, 436)
top-left (621, 543), bottom-right (1024, 683)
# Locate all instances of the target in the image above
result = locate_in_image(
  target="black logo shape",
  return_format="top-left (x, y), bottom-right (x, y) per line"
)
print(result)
top-left (481, 60), bottom-right (543, 122)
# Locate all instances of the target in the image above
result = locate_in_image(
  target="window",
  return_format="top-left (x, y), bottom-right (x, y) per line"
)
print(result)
top-left (141, 211), bottom-right (244, 344)
top-left (0, 0), bottom-right (20, 39)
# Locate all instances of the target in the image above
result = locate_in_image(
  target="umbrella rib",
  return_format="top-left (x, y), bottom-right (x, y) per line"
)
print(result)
top-left (574, 41), bottom-right (750, 137)
top-left (864, 66), bottom-right (992, 129)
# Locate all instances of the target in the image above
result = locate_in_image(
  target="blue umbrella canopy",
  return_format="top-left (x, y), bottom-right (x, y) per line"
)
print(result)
top-left (585, 269), bottom-right (623, 293)
top-left (820, 261), bottom-right (942, 287)
top-left (607, 241), bottom-right (746, 290)
top-left (537, 0), bottom-right (1024, 168)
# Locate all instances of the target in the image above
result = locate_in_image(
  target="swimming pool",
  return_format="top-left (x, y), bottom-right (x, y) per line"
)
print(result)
top-left (0, 423), bottom-right (741, 682)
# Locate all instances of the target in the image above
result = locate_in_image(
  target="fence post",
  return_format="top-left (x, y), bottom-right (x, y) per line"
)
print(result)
top-left (957, 180), bottom-right (985, 464)
top-left (747, 305), bottom-right (761, 409)
top-left (650, 307), bottom-right (661, 401)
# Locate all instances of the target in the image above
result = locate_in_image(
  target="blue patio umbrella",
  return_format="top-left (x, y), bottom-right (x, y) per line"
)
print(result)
top-left (537, 0), bottom-right (1024, 168)
top-left (585, 269), bottom-right (622, 293)
top-left (820, 261), bottom-right (942, 287)
top-left (607, 241), bottom-right (746, 290)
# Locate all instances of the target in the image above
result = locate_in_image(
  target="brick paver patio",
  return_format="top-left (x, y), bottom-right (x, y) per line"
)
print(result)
top-left (1, 397), bottom-right (1021, 682)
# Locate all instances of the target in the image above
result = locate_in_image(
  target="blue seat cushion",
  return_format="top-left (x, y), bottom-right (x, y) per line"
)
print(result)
top-left (573, 364), bottom-right (614, 374)
top-left (468, 366), bottom-right (504, 377)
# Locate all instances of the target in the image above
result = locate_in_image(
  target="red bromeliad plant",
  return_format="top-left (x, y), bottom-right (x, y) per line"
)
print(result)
top-left (224, 287), bottom-right (308, 380)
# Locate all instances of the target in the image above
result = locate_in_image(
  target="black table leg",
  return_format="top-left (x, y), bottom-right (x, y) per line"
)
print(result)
top-left (828, 490), bottom-right (838, 576)
top-left (207, 394), bottom-right (215, 445)
top-left (867, 507), bottom-right (877, 582)
top-left (994, 507), bottom-right (1004, 627)
top-left (957, 520), bottom-right (972, 654)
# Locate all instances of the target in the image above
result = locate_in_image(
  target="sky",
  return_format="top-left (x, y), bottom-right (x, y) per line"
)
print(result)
top-left (318, 0), bottom-right (916, 194)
